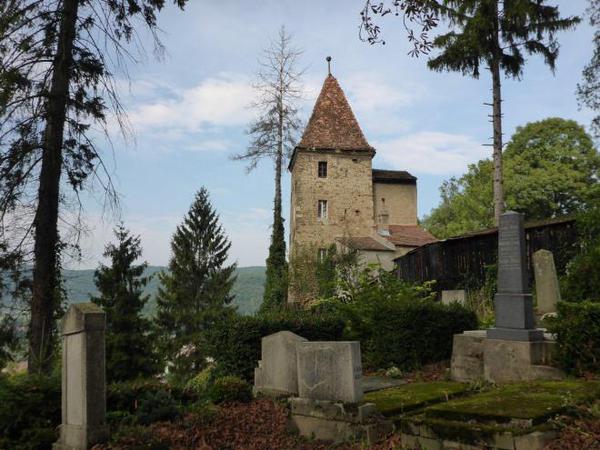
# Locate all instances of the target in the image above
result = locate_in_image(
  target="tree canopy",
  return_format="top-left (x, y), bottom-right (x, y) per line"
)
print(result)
top-left (578, 0), bottom-right (600, 138)
top-left (423, 118), bottom-right (600, 239)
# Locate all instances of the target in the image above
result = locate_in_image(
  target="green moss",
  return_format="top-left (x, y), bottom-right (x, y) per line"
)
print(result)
top-left (364, 381), bottom-right (469, 417)
top-left (425, 380), bottom-right (600, 425)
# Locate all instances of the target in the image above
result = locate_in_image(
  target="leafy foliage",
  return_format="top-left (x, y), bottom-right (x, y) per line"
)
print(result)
top-left (209, 376), bottom-right (252, 404)
top-left (577, 0), bottom-right (600, 138)
top-left (562, 206), bottom-right (600, 302)
top-left (288, 244), bottom-right (358, 304)
top-left (424, 118), bottom-right (600, 238)
top-left (261, 214), bottom-right (288, 312)
top-left (135, 390), bottom-right (181, 426)
top-left (547, 301), bottom-right (600, 375)
top-left (205, 309), bottom-right (345, 382)
top-left (92, 225), bottom-right (158, 382)
top-left (327, 268), bottom-right (476, 370)
top-left (0, 373), bottom-right (60, 450)
top-left (154, 188), bottom-right (237, 380)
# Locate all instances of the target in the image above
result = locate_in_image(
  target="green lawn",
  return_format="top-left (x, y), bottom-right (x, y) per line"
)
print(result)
top-left (364, 381), bottom-right (470, 416)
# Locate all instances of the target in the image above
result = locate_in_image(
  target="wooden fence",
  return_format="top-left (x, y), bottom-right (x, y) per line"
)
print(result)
top-left (394, 218), bottom-right (579, 291)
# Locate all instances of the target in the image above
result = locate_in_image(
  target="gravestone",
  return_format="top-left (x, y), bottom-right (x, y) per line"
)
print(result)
top-left (296, 341), bottom-right (362, 403)
top-left (53, 303), bottom-right (108, 450)
top-left (254, 331), bottom-right (307, 396)
top-left (487, 212), bottom-right (544, 342)
top-left (441, 290), bottom-right (466, 306)
top-left (532, 249), bottom-right (561, 316)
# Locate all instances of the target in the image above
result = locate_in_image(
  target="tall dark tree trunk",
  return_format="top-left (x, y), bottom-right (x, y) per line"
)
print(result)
top-left (491, 0), bottom-right (504, 226)
top-left (28, 0), bottom-right (79, 374)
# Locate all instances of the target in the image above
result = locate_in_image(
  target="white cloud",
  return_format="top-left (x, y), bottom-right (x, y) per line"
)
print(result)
top-left (127, 73), bottom-right (255, 133)
top-left (68, 206), bottom-right (272, 270)
top-left (345, 73), bottom-right (421, 113)
top-left (375, 131), bottom-right (488, 175)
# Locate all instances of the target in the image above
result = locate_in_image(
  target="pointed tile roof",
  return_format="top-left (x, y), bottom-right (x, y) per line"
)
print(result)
top-left (298, 75), bottom-right (373, 151)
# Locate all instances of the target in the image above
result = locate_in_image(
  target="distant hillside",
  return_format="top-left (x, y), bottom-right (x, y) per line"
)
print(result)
top-left (61, 266), bottom-right (265, 316)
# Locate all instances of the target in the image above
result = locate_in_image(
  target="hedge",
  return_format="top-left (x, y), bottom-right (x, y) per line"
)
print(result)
top-left (0, 373), bottom-right (61, 450)
top-left (360, 300), bottom-right (478, 370)
top-left (548, 301), bottom-right (600, 375)
top-left (205, 309), bottom-right (346, 382)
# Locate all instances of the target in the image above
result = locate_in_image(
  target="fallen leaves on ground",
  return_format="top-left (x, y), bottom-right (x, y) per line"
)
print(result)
top-left (544, 419), bottom-right (600, 450)
top-left (99, 398), bottom-right (404, 450)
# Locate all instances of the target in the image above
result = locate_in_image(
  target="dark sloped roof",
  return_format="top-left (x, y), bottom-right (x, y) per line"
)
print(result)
top-left (372, 169), bottom-right (416, 184)
top-left (337, 236), bottom-right (396, 252)
top-left (297, 75), bottom-right (373, 151)
top-left (385, 225), bottom-right (438, 247)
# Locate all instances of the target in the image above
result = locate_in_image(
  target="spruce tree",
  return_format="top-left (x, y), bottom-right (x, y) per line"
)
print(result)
top-left (154, 188), bottom-right (236, 378)
top-left (92, 225), bottom-right (157, 383)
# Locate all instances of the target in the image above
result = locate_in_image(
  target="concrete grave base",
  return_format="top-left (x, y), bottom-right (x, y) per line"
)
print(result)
top-left (400, 429), bottom-right (558, 450)
top-left (53, 424), bottom-right (109, 450)
top-left (289, 397), bottom-right (392, 445)
top-left (451, 331), bottom-right (565, 383)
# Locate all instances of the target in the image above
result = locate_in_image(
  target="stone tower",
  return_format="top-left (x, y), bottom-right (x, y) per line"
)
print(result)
top-left (289, 74), bottom-right (376, 257)
top-left (288, 73), bottom-right (436, 296)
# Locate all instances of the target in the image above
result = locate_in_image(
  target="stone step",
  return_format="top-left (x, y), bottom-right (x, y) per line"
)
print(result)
top-left (529, 365), bottom-right (565, 381)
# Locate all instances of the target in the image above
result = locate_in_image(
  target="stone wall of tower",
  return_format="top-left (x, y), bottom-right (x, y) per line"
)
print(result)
top-left (373, 182), bottom-right (418, 226)
top-left (289, 150), bottom-right (375, 257)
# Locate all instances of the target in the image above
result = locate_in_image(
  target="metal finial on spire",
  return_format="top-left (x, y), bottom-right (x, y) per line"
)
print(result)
top-left (326, 56), bottom-right (332, 75)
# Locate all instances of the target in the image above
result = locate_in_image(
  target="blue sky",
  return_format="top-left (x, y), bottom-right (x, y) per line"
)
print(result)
top-left (72, 0), bottom-right (596, 269)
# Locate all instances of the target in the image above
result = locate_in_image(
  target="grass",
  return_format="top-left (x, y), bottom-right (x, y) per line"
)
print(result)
top-left (364, 381), bottom-right (470, 417)
top-left (424, 380), bottom-right (600, 425)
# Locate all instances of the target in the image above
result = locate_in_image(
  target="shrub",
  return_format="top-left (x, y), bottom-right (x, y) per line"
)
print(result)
top-left (184, 365), bottom-right (214, 399)
top-left (205, 309), bottom-right (345, 381)
top-left (0, 372), bottom-right (61, 450)
top-left (210, 376), bottom-right (252, 404)
top-left (547, 301), bottom-right (600, 375)
top-left (135, 390), bottom-right (180, 425)
top-left (107, 378), bottom-right (190, 414)
top-left (361, 300), bottom-right (477, 370)
top-left (561, 206), bottom-right (600, 302)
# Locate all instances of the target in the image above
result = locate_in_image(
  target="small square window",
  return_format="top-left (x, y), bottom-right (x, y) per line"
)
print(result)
top-left (318, 200), bottom-right (328, 220)
top-left (318, 161), bottom-right (327, 178)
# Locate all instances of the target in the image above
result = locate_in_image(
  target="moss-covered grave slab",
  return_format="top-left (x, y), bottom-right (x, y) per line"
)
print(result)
top-left (424, 380), bottom-right (600, 426)
top-left (363, 381), bottom-right (469, 417)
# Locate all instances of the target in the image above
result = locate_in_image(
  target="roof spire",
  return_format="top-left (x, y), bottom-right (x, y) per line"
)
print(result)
top-left (326, 56), bottom-right (332, 76)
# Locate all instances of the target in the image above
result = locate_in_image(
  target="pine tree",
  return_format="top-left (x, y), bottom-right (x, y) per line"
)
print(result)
top-left (232, 27), bottom-right (303, 310)
top-left (578, 0), bottom-right (600, 138)
top-left (360, 0), bottom-right (579, 225)
top-left (0, 0), bottom-right (188, 374)
top-left (154, 188), bottom-right (236, 378)
top-left (92, 225), bottom-right (157, 383)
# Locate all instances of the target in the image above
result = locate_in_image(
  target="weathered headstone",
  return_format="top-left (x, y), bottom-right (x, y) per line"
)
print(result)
top-left (487, 211), bottom-right (544, 341)
top-left (296, 341), bottom-right (362, 403)
top-left (487, 212), bottom-right (543, 341)
top-left (53, 303), bottom-right (108, 450)
top-left (441, 290), bottom-right (466, 306)
top-left (254, 331), bottom-right (307, 396)
top-left (532, 249), bottom-right (561, 316)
